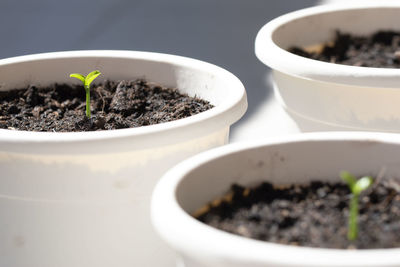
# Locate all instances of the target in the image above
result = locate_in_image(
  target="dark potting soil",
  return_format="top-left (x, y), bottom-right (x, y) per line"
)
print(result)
top-left (289, 30), bottom-right (400, 68)
top-left (0, 79), bottom-right (213, 132)
top-left (197, 179), bottom-right (400, 249)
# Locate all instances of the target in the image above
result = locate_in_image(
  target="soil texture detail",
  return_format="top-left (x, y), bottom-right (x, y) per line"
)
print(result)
top-left (197, 179), bottom-right (400, 249)
top-left (0, 79), bottom-right (213, 132)
top-left (289, 30), bottom-right (400, 68)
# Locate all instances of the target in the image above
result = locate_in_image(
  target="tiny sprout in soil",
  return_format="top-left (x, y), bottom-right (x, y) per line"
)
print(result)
top-left (340, 171), bottom-right (374, 241)
top-left (70, 70), bottom-right (101, 118)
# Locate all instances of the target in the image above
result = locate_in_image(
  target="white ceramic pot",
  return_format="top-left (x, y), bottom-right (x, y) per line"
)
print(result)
top-left (152, 132), bottom-right (400, 267)
top-left (255, 3), bottom-right (400, 132)
top-left (0, 50), bottom-right (247, 267)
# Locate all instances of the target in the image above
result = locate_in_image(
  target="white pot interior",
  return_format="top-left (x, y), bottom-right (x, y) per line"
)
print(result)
top-left (0, 51), bottom-right (235, 107)
top-left (176, 135), bottom-right (400, 214)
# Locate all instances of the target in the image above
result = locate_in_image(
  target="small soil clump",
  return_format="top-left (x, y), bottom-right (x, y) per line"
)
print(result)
top-left (0, 79), bottom-right (213, 132)
top-left (197, 179), bottom-right (400, 249)
top-left (289, 30), bottom-right (400, 68)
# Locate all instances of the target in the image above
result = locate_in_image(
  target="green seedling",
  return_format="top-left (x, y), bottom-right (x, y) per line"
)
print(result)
top-left (340, 171), bottom-right (373, 241)
top-left (69, 70), bottom-right (101, 118)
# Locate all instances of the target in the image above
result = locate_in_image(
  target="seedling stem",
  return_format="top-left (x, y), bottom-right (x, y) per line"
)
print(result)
top-left (340, 171), bottom-right (373, 241)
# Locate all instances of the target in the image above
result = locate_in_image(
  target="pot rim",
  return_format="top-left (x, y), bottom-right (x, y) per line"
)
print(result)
top-left (255, 2), bottom-right (400, 88)
top-left (0, 50), bottom-right (247, 153)
top-left (152, 132), bottom-right (400, 266)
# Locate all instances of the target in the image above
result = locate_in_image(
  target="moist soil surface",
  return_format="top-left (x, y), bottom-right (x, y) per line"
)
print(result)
top-left (289, 30), bottom-right (400, 68)
top-left (197, 179), bottom-right (400, 249)
top-left (0, 79), bottom-right (213, 132)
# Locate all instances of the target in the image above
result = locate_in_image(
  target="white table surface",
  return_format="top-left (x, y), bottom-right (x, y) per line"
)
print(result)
top-left (230, 73), bottom-right (300, 143)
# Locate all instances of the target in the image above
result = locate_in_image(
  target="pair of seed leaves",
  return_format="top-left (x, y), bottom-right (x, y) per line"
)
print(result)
top-left (70, 70), bottom-right (101, 118)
